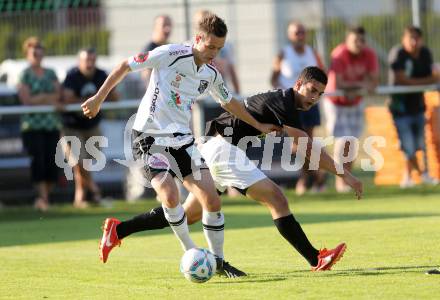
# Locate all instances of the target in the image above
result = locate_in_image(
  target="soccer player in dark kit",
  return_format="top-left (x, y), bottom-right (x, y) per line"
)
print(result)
top-left (100, 66), bottom-right (363, 276)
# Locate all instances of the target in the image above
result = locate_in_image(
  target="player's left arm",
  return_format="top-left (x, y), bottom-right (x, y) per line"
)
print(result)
top-left (284, 125), bottom-right (363, 199)
top-left (222, 98), bottom-right (281, 134)
top-left (81, 60), bottom-right (130, 118)
top-left (209, 71), bottom-right (280, 134)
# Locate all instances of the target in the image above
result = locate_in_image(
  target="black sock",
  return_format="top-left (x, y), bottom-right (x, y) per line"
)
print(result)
top-left (273, 214), bottom-right (319, 266)
top-left (116, 206), bottom-right (169, 239)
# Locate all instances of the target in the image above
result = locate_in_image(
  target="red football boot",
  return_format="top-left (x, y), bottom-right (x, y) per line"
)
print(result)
top-left (311, 242), bottom-right (347, 271)
top-left (99, 218), bottom-right (122, 263)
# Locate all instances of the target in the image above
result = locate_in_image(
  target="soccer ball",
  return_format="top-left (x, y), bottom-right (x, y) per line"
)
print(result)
top-left (180, 248), bottom-right (217, 283)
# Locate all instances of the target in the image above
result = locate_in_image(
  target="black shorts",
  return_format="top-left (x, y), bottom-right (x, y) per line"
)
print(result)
top-left (132, 130), bottom-right (208, 182)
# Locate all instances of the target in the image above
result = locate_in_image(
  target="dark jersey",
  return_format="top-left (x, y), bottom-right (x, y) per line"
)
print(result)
top-left (62, 67), bottom-right (108, 129)
top-left (205, 88), bottom-right (302, 146)
top-left (388, 45), bottom-right (433, 116)
top-left (142, 41), bottom-right (160, 53)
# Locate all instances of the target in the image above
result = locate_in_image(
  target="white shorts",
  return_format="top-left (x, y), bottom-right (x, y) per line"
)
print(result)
top-left (198, 136), bottom-right (267, 193)
top-left (323, 98), bottom-right (364, 138)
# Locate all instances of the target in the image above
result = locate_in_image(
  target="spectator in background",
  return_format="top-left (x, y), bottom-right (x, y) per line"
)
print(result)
top-left (271, 21), bottom-right (326, 195)
top-left (141, 15), bottom-right (173, 85)
top-left (62, 48), bottom-right (119, 208)
top-left (388, 26), bottom-right (439, 188)
top-left (17, 37), bottom-right (62, 211)
top-left (324, 26), bottom-right (378, 192)
top-left (193, 10), bottom-right (240, 94)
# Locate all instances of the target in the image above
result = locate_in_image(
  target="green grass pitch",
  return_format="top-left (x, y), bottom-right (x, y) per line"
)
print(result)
top-left (1, 180), bottom-right (439, 299)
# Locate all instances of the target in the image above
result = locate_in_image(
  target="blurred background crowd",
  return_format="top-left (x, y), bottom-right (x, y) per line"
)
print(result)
top-left (1, 0), bottom-right (439, 210)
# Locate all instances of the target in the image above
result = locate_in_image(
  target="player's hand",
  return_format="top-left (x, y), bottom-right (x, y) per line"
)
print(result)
top-left (257, 122), bottom-right (282, 134)
top-left (341, 173), bottom-right (363, 200)
top-left (81, 96), bottom-right (101, 119)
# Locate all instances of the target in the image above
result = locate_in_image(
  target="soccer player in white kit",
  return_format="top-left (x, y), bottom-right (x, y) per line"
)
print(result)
top-left (81, 13), bottom-right (279, 276)
top-left (90, 67), bottom-right (364, 275)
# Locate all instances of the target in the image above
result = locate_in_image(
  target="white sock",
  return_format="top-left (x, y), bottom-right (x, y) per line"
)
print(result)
top-left (202, 210), bottom-right (224, 259)
top-left (162, 203), bottom-right (196, 251)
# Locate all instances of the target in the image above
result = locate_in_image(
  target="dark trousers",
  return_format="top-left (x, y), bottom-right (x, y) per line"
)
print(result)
top-left (22, 130), bottom-right (60, 183)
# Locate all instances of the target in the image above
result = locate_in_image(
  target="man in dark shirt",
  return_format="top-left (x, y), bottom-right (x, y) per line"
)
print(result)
top-left (62, 47), bottom-right (119, 208)
top-left (388, 26), bottom-right (439, 188)
top-left (100, 67), bottom-right (363, 274)
top-left (141, 15), bottom-right (173, 85)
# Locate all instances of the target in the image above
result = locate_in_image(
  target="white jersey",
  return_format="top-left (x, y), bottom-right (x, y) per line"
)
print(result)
top-left (128, 44), bottom-right (232, 146)
top-left (279, 44), bottom-right (318, 89)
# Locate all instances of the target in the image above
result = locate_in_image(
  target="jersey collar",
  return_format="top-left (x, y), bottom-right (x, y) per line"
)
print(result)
top-left (190, 46), bottom-right (207, 73)
top-left (285, 88), bottom-right (300, 109)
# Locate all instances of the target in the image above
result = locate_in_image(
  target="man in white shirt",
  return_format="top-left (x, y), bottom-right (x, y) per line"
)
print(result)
top-left (81, 13), bottom-right (278, 277)
top-left (271, 21), bottom-right (326, 195)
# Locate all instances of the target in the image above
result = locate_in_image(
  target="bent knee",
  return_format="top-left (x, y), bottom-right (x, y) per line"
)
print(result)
top-left (159, 191), bottom-right (180, 207)
top-left (204, 194), bottom-right (222, 211)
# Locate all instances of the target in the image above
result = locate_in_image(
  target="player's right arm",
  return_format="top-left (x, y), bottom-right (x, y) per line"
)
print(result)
top-left (284, 125), bottom-right (363, 200)
top-left (82, 45), bottom-right (171, 118)
top-left (81, 60), bottom-right (130, 118)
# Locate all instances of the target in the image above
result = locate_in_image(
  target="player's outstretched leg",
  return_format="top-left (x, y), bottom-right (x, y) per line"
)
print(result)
top-left (98, 207), bottom-right (169, 263)
top-left (246, 178), bottom-right (346, 271)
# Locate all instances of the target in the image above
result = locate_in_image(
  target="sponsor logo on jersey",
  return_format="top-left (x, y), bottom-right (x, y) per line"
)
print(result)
top-left (148, 83), bottom-right (160, 122)
top-left (171, 73), bottom-right (182, 88)
top-left (168, 91), bottom-right (194, 111)
top-left (169, 49), bottom-right (189, 56)
top-left (134, 52), bottom-right (149, 63)
top-left (218, 83), bottom-right (229, 99)
top-left (198, 80), bottom-right (209, 94)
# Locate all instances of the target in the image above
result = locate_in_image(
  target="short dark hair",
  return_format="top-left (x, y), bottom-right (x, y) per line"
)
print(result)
top-left (78, 47), bottom-right (97, 56)
top-left (197, 13), bottom-right (228, 38)
top-left (404, 25), bottom-right (422, 37)
top-left (297, 66), bottom-right (328, 85)
top-left (347, 26), bottom-right (366, 36)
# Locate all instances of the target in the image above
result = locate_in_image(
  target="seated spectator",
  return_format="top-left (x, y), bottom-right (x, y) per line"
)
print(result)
top-left (17, 37), bottom-right (62, 211)
top-left (388, 26), bottom-right (439, 188)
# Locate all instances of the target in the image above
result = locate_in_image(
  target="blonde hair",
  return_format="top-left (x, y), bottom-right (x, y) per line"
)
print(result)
top-left (22, 36), bottom-right (43, 56)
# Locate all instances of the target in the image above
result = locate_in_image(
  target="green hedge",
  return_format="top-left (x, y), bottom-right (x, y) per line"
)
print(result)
top-left (307, 11), bottom-right (440, 84)
top-left (0, 27), bottom-right (110, 61)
